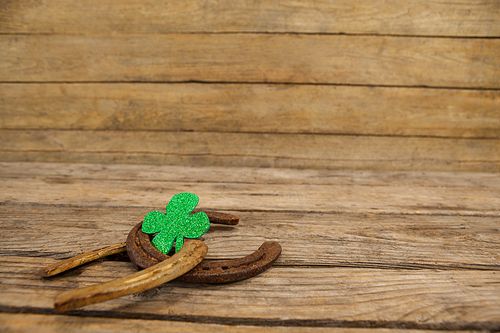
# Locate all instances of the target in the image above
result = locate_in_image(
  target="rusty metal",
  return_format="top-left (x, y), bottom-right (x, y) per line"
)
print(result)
top-left (54, 240), bottom-right (208, 312)
top-left (176, 241), bottom-right (281, 284)
top-left (43, 210), bottom-right (281, 285)
top-left (195, 210), bottom-right (239, 225)
top-left (126, 211), bottom-right (281, 283)
top-left (41, 209), bottom-right (280, 311)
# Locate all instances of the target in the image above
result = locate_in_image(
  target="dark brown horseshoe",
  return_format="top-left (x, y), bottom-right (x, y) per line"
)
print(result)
top-left (40, 210), bottom-right (281, 311)
top-left (126, 212), bottom-right (282, 283)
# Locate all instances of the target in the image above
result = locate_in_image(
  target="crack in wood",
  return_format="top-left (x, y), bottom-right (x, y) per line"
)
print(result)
top-left (0, 305), bottom-right (498, 331)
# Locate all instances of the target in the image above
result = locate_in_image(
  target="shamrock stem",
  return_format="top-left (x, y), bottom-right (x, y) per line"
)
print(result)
top-left (152, 232), bottom-right (175, 255)
top-left (175, 236), bottom-right (184, 253)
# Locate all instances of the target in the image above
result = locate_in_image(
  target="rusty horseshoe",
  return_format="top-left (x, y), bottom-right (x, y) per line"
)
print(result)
top-left (40, 211), bottom-right (281, 312)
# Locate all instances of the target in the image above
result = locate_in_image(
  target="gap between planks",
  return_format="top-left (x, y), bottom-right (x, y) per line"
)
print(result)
top-left (5, 129), bottom-right (500, 141)
top-left (2, 81), bottom-right (500, 90)
top-left (1, 35), bottom-right (498, 88)
top-left (0, 312), bottom-right (497, 332)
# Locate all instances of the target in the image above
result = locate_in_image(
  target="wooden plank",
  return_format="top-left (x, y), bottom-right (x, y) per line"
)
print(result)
top-left (0, 163), bottom-right (498, 329)
top-left (0, 0), bottom-right (499, 37)
top-left (8, 175), bottom-right (500, 216)
top-left (1, 163), bottom-right (499, 216)
top-left (1, 256), bottom-right (499, 329)
top-left (1, 35), bottom-right (498, 88)
top-left (2, 162), bottom-right (500, 188)
top-left (0, 130), bottom-right (498, 172)
top-left (1, 166), bottom-right (500, 215)
top-left (1, 204), bottom-right (499, 270)
top-left (0, 162), bottom-right (499, 269)
top-left (1, 314), bottom-right (454, 333)
top-left (1, 83), bottom-right (499, 139)
top-left (1, 162), bottom-right (497, 267)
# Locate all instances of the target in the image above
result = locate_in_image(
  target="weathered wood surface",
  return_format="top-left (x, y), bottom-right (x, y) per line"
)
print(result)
top-left (2, 204), bottom-right (499, 270)
top-left (1, 2), bottom-right (497, 172)
top-left (1, 0), bottom-right (498, 331)
top-left (1, 162), bottom-right (499, 216)
top-left (1, 0), bottom-right (499, 37)
top-left (1, 83), bottom-right (499, 138)
top-left (1, 130), bottom-right (498, 172)
top-left (0, 162), bottom-right (499, 330)
top-left (1, 257), bottom-right (500, 330)
top-left (3, 161), bottom-right (500, 187)
top-left (1, 163), bottom-right (498, 269)
top-left (0, 314), bottom-right (477, 333)
top-left (1, 35), bottom-right (499, 88)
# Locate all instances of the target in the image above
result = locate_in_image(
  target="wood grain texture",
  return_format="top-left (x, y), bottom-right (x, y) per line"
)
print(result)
top-left (0, 162), bottom-right (498, 330)
top-left (1, 0), bottom-right (498, 330)
top-left (3, 162), bottom-right (499, 188)
top-left (1, 204), bottom-right (498, 270)
top-left (1, 130), bottom-right (498, 172)
top-left (1, 83), bottom-right (499, 139)
top-left (1, 314), bottom-right (451, 333)
top-left (1, 256), bottom-right (499, 329)
top-left (1, 0), bottom-right (499, 37)
top-left (1, 163), bottom-right (498, 216)
top-left (1, 35), bottom-right (498, 88)
top-left (0, 163), bottom-right (498, 269)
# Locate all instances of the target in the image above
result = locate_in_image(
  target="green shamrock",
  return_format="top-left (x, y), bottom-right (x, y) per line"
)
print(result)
top-left (142, 192), bottom-right (210, 254)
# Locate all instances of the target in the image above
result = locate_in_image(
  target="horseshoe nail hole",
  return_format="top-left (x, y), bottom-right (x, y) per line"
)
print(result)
top-left (202, 267), bottom-right (210, 270)
top-left (222, 266), bottom-right (229, 270)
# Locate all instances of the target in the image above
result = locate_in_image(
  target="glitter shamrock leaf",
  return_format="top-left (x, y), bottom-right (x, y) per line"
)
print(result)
top-left (142, 192), bottom-right (210, 254)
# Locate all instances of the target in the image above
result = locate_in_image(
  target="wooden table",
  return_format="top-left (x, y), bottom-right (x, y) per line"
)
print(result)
top-left (1, 162), bottom-right (499, 331)
top-left (1, 0), bottom-right (499, 331)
